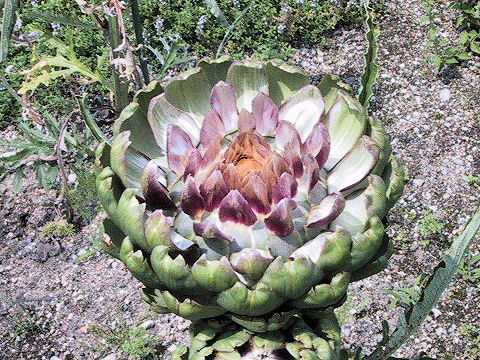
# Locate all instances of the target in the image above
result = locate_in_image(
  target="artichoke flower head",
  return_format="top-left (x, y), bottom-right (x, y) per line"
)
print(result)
top-left (96, 57), bottom-right (404, 348)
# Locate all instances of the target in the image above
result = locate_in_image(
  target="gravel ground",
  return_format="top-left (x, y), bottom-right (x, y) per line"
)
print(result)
top-left (1, 0), bottom-right (479, 359)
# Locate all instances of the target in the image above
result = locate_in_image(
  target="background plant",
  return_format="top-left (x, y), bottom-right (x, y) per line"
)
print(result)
top-left (422, 0), bottom-right (480, 71)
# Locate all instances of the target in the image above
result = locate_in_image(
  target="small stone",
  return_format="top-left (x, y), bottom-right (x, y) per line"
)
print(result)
top-left (68, 173), bottom-right (77, 183)
top-left (140, 320), bottom-right (155, 329)
top-left (412, 179), bottom-right (424, 186)
top-left (431, 308), bottom-right (442, 318)
top-left (77, 248), bottom-right (87, 257)
top-left (50, 357), bottom-right (62, 360)
top-left (103, 354), bottom-right (117, 360)
top-left (168, 344), bottom-right (178, 353)
top-left (439, 88), bottom-right (451, 102)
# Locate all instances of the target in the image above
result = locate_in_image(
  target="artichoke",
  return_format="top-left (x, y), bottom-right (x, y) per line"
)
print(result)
top-left (95, 57), bottom-right (404, 359)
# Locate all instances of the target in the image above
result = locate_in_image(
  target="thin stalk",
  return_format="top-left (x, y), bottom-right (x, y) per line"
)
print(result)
top-left (129, 0), bottom-right (149, 84)
top-left (56, 110), bottom-right (77, 223)
top-left (215, 8), bottom-right (247, 59)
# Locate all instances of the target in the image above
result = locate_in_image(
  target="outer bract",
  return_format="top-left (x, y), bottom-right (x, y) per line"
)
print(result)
top-left (95, 57), bottom-right (404, 359)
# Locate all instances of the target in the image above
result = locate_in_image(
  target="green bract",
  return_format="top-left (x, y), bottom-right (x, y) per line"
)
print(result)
top-left (95, 57), bottom-right (404, 359)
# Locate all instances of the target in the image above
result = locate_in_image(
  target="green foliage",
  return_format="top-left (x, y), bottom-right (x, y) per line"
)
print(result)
top-left (0, 0), bottom-right (20, 63)
top-left (383, 276), bottom-right (423, 309)
top-left (139, 0), bottom-right (368, 60)
top-left (466, 173), bottom-right (480, 187)
top-left (21, 0), bottom-right (104, 69)
top-left (18, 31), bottom-right (112, 95)
top-left (146, 35), bottom-right (193, 80)
top-left (418, 211), bottom-right (445, 238)
top-left (1, 292), bottom-right (45, 341)
top-left (66, 166), bottom-right (98, 224)
top-left (0, 0), bottom-right (106, 127)
top-left (89, 322), bottom-right (161, 359)
top-left (458, 323), bottom-right (480, 358)
top-left (450, 0), bottom-right (480, 29)
top-left (458, 251), bottom-right (480, 285)
top-left (0, 111), bottom-right (96, 196)
top-left (422, 0), bottom-right (480, 70)
top-left (40, 219), bottom-right (76, 238)
top-left (334, 295), bottom-right (354, 326)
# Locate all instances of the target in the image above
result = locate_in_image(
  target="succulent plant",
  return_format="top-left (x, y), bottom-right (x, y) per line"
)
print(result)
top-left (95, 56), bottom-right (404, 359)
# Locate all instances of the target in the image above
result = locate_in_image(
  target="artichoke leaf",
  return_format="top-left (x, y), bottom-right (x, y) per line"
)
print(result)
top-left (162, 67), bottom-right (212, 125)
top-left (279, 85), bottom-right (324, 142)
top-left (155, 289), bottom-right (226, 321)
top-left (226, 60), bottom-right (268, 112)
top-left (324, 96), bottom-right (366, 171)
top-left (266, 59), bottom-right (310, 106)
top-left (289, 272), bottom-right (350, 309)
top-left (116, 188), bottom-right (148, 251)
top-left (113, 80), bottom-right (163, 159)
top-left (330, 175), bottom-right (386, 235)
top-left (217, 282), bottom-right (284, 317)
top-left (110, 131), bottom-right (150, 190)
top-left (125, 249), bottom-right (163, 289)
top-left (198, 55), bottom-right (233, 87)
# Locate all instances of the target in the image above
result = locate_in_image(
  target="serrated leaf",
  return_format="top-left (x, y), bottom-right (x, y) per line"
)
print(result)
top-left (12, 167), bottom-right (23, 194)
top-left (35, 163), bottom-right (58, 190)
top-left (456, 52), bottom-right (472, 60)
top-left (427, 28), bottom-right (437, 39)
top-left (363, 204), bottom-right (480, 360)
top-left (445, 58), bottom-right (459, 64)
top-left (358, 0), bottom-right (379, 111)
top-left (18, 41), bottom-right (112, 94)
top-left (0, 148), bottom-right (34, 162)
top-left (432, 54), bottom-right (442, 69)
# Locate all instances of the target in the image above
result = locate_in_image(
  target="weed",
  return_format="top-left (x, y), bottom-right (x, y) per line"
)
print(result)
top-left (421, 0), bottom-right (477, 70)
top-left (459, 323), bottom-right (480, 358)
top-left (89, 322), bottom-right (161, 360)
top-left (458, 252), bottom-right (480, 285)
top-left (383, 275), bottom-right (424, 309)
top-left (393, 232), bottom-right (411, 249)
top-left (66, 167), bottom-right (98, 224)
top-left (418, 210), bottom-right (445, 242)
top-left (0, 292), bottom-right (46, 344)
top-left (40, 220), bottom-right (76, 238)
top-left (466, 173), bottom-right (480, 188)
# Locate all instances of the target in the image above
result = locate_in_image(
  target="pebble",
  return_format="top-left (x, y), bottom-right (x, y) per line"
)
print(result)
top-left (77, 248), bottom-right (88, 257)
top-left (103, 355), bottom-right (117, 360)
top-left (140, 320), bottom-right (155, 329)
top-left (431, 308), bottom-right (442, 319)
top-left (438, 88), bottom-right (451, 102)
